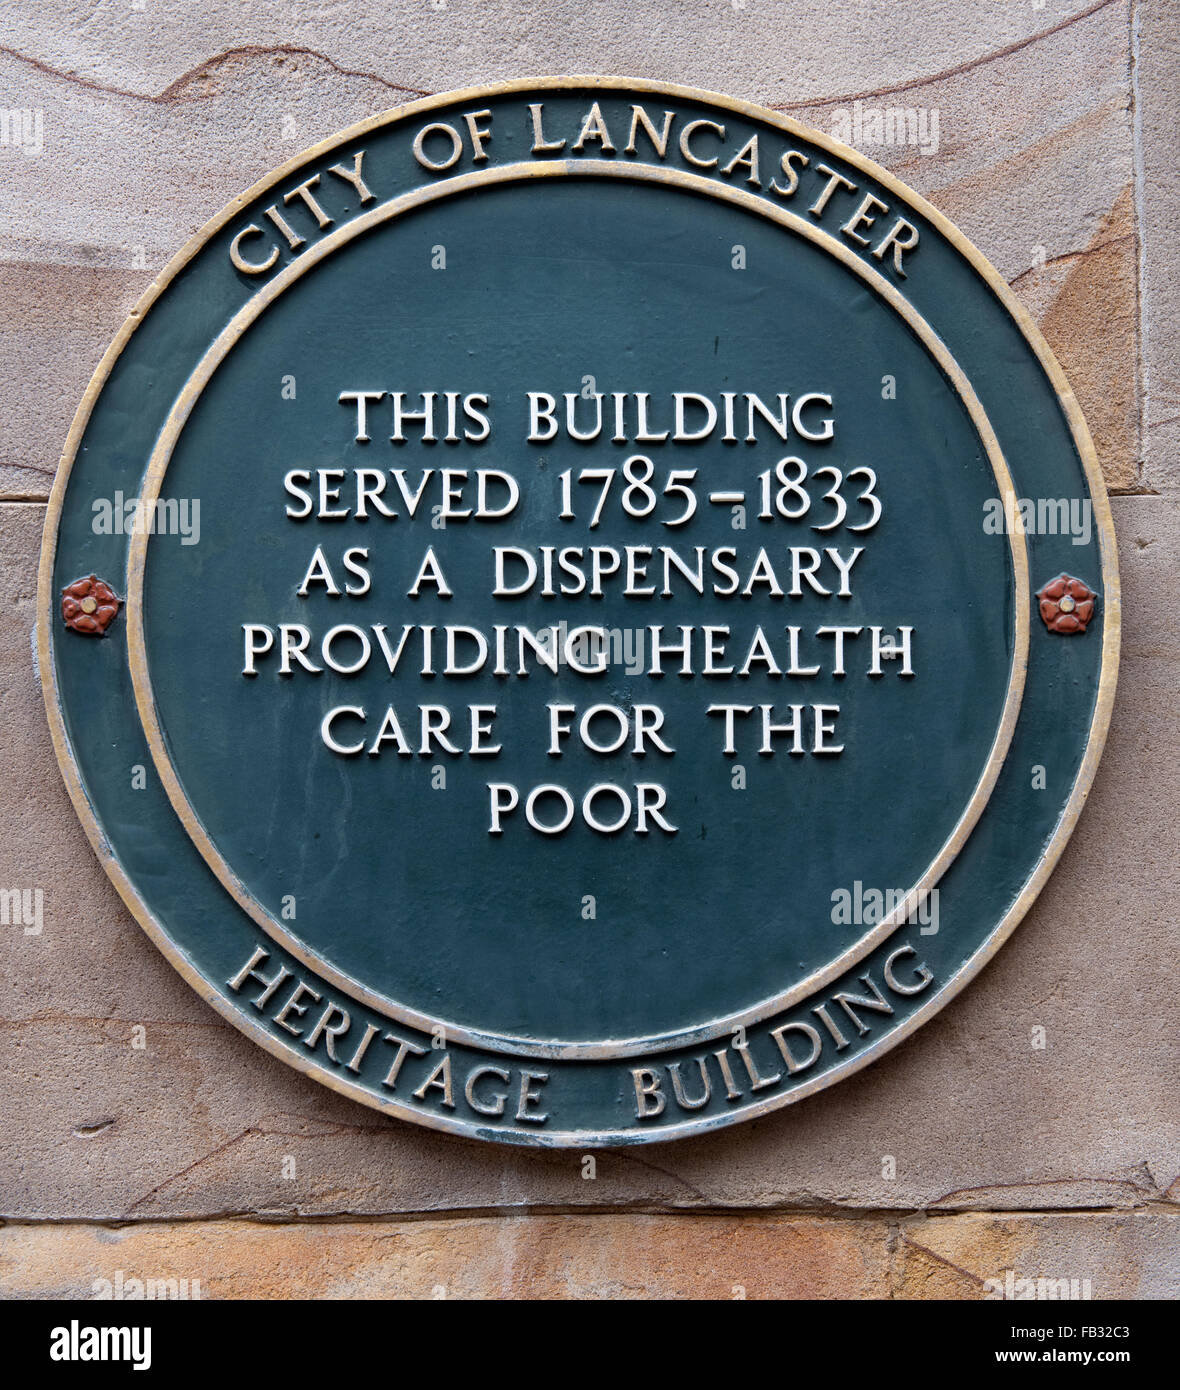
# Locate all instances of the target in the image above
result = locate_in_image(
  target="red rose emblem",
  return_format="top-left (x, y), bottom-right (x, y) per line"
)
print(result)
top-left (1036, 573), bottom-right (1096, 634)
top-left (61, 575), bottom-right (122, 636)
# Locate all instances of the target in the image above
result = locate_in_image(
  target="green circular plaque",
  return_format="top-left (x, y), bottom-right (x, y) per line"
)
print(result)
top-left (40, 79), bottom-right (1118, 1145)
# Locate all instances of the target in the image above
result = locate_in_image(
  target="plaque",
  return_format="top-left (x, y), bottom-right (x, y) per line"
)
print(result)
top-left (39, 79), bottom-right (1118, 1145)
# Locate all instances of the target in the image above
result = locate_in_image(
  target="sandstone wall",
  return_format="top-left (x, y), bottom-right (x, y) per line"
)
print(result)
top-left (1, 0), bottom-right (1176, 1298)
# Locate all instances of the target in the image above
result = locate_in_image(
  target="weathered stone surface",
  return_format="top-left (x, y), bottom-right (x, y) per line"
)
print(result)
top-left (0, 2), bottom-right (1107, 110)
top-left (3, 498), bottom-right (1177, 1222)
top-left (0, 1213), bottom-right (890, 1299)
top-left (0, 0), bottom-right (1141, 496)
top-left (895, 1211), bottom-right (1180, 1300)
top-left (1136, 0), bottom-right (1180, 497)
top-left (0, 266), bottom-right (147, 500)
top-left (1, 1209), bottom-right (1174, 1299)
